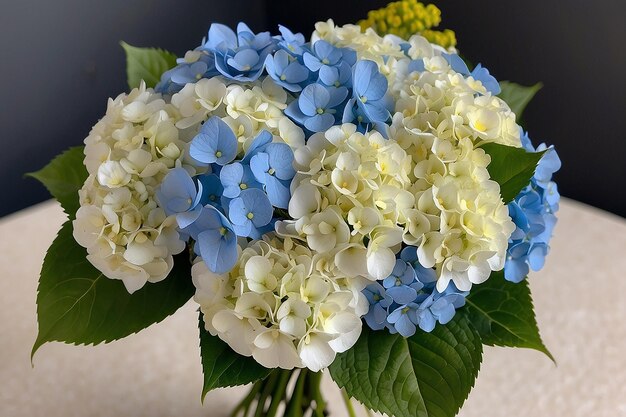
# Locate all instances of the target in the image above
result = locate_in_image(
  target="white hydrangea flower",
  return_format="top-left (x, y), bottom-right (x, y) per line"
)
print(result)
top-left (74, 82), bottom-right (198, 293)
top-left (285, 120), bottom-right (515, 292)
top-left (193, 236), bottom-right (366, 371)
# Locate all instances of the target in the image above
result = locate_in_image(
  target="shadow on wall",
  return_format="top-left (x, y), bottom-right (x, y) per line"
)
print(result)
top-left (2, 0), bottom-right (625, 218)
top-left (0, 0), bottom-right (266, 217)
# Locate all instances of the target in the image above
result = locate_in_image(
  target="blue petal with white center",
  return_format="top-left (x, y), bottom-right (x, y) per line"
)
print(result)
top-left (201, 22), bottom-right (276, 82)
top-left (265, 49), bottom-right (310, 92)
top-left (285, 83), bottom-right (348, 132)
top-left (155, 167), bottom-right (199, 216)
top-left (343, 60), bottom-right (392, 129)
top-left (228, 188), bottom-right (274, 239)
top-left (186, 205), bottom-right (238, 274)
top-left (250, 151), bottom-right (293, 209)
top-left (277, 25), bottom-right (306, 56)
top-left (189, 116), bottom-right (238, 166)
top-left (219, 162), bottom-right (261, 199)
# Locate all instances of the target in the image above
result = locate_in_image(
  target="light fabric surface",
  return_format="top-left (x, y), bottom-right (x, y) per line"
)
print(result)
top-left (0, 198), bottom-right (624, 416)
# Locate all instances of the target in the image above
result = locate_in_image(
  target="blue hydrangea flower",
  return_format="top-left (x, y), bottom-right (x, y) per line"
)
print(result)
top-left (382, 260), bottom-right (422, 304)
top-left (408, 59), bottom-right (425, 73)
top-left (362, 248), bottom-right (468, 336)
top-left (201, 22), bottom-right (276, 82)
top-left (442, 53), bottom-right (470, 75)
top-left (387, 303), bottom-right (420, 337)
top-left (415, 286), bottom-right (467, 332)
top-left (250, 143), bottom-right (295, 208)
top-left (342, 60), bottom-right (393, 129)
top-left (285, 83), bottom-right (348, 132)
top-left (156, 168), bottom-right (200, 216)
top-left (363, 283), bottom-right (393, 330)
top-left (241, 130), bottom-right (273, 164)
top-left (190, 116), bottom-right (238, 166)
top-left (156, 52), bottom-right (219, 94)
top-left (219, 162), bottom-right (261, 199)
top-left (228, 188), bottom-right (274, 239)
top-left (170, 61), bottom-right (209, 85)
top-left (277, 25), bottom-right (306, 56)
top-left (265, 49), bottom-right (310, 92)
top-left (303, 40), bottom-right (355, 72)
top-left (318, 61), bottom-right (352, 89)
top-left (156, 167), bottom-right (205, 228)
top-left (196, 173), bottom-right (224, 209)
top-left (504, 241), bottom-right (531, 281)
top-left (183, 205), bottom-right (238, 274)
top-left (470, 63), bottom-right (501, 95)
top-left (504, 131), bottom-right (560, 282)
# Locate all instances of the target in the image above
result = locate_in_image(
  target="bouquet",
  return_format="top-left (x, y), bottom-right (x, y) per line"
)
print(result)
top-left (30, 2), bottom-right (561, 416)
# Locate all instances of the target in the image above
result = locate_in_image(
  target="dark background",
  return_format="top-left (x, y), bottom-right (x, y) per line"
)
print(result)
top-left (2, 0), bottom-right (625, 218)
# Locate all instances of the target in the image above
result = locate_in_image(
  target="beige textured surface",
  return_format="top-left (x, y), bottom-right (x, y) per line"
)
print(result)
top-left (1, 198), bottom-right (624, 417)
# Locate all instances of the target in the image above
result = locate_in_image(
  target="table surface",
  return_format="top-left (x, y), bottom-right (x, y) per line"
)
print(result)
top-left (1, 198), bottom-right (625, 417)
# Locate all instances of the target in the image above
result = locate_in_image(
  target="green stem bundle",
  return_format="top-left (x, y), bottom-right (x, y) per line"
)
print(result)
top-left (230, 369), bottom-right (329, 417)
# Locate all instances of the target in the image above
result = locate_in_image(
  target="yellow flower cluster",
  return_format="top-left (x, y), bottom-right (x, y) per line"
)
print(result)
top-left (420, 28), bottom-right (457, 49)
top-left (358, 0), bottom-right (456, 48)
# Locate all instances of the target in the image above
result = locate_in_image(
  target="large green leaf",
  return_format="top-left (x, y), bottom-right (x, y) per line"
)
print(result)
top-left (482, 142), bottom-right (544, 203)
top-left (465, 271), bottom-right (553, 361)
top-left (198, 312), bottom-right (271, 401)
top-left (32, 221), bottom-right (195, 357)
top-left (329, 314), bottom-right (482, 417)
top-left (121, 42), bottom-right (177, 89)
top-left (27, 146), bottom-right (87, 219)
top-left (498, 81), bottom-right (542, 119)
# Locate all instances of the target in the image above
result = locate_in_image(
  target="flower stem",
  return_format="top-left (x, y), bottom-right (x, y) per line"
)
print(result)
top-left (284, 369), bottom-right (307, 417)
top-left (254, 371), bottom-right (279, 417)
top-left (265, 370), bottom-right (292, 417)
top-left (341, 388), bottom-right (357, 417)
top-left (307, 371), bottom-right (326, 417)
top-left (231, 380), bottom-right (263, 417)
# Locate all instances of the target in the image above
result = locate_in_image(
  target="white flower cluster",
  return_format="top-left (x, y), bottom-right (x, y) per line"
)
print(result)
top-left (391, 55), bottom-right (521, 148)
top-left (286, 123), bottom-right (514, 291)
top-left (314, 22), bottom-right (521, 148)
top-left (282, 24), bottom-right (519, 292)
top-left (73, 74), bottom-right (305, 293)
top-left (312, 20), bottom-right (410, 66)
top-left (193, 236), bottom-right (367, 371)
top-left (73, 82), bottom-right (194, 292)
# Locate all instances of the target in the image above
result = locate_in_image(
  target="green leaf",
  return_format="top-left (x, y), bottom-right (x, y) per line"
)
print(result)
top-left (465, 271), bottom-right (553, 361)
top-left (199, 312), bottom-right (271, 401)
top-left (329, 314), bottom-right (482, 417)
top-left (32, 221), bottom-right (195, 357)
top-left (498, 81), bottom-right (542, 118)
top-left (26, 146), bottom-right (87, 219)
top-left (121, 42), bottom-right (177, 89)
top-left (481, 142), bottom-right (545, 202)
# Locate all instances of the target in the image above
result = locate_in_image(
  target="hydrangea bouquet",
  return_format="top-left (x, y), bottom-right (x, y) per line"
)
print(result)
top-left (30, 2), bottom-right (560, 416)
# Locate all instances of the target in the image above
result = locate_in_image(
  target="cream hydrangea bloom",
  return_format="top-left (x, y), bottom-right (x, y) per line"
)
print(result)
top-left (73, 82), bottom-right (198, 293)
top-left (74, 68), bottom-right (305, 294)
top-left (285, 119), bottom-right (515, 291)
top-left (290, 24), bottom-right (520, 291)
top-left (193, 236), bottom-right (367, 371)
